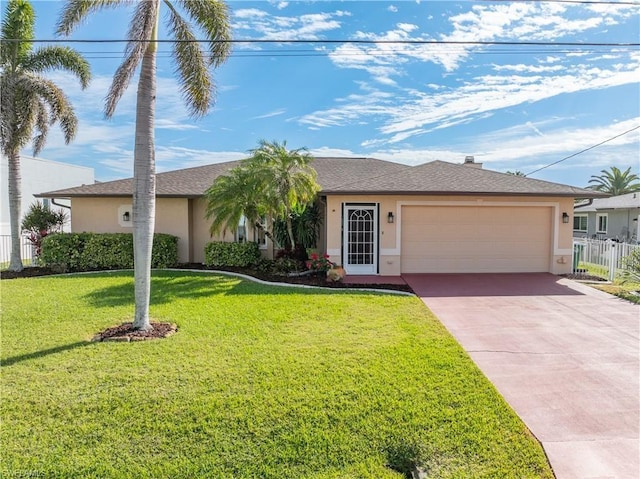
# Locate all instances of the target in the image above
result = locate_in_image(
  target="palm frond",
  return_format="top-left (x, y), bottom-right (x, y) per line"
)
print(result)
top-left (164, 1), bottom-right (211, 117)
top-left (1, 0), bottom-right (34, 67)
top-left (32, 98), bottom-right (49, 154)
top-left (18, 75), bottom-right (78, 145)
top-left (56, 0), bottom-right (128, 37)
top-left (177, 0), bottom-right (231, 67)
top-left (105, 1), bottom-right (159, 117)
top-left (23, 46), bottom-right (91, 88)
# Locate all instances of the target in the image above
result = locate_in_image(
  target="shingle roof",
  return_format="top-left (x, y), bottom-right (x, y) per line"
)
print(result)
top-left (38, 160), bottom-right (243, 198)
top-left (324, 160), bottom-right (605, 197)
top-left (38, 157), bottom-right (604, 199)
top-left (574, 191), bottom-right (640, 211)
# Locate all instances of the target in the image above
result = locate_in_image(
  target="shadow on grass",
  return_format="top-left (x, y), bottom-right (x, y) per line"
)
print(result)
top-left (1, 341), bottom-right (93, 367)
top-left (82, 270), bottom-right (336, 308)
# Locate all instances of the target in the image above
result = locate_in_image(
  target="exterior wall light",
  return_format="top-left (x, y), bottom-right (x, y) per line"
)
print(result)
top-left (562, 212), bottom-right (570, 224)
top-left (387, 211), bottom-right (394, 224)
top-left (123, 211), bottom-right (131, 222)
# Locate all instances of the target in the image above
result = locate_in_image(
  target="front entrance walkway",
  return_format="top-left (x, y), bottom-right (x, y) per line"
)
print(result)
top-left (403, 273), bottom-right (639, 479)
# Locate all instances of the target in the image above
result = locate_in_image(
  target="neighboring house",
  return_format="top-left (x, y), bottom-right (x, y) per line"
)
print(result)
top-left (1, 155), bottom-right (95, 235)
top-left (38, 156), bottom-right (603, 276)
top-left (573, 192), bottom-right (640, 242)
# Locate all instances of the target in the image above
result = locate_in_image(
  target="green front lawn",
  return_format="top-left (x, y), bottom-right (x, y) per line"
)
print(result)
top-left (1, 271), bottom-right (553, 478)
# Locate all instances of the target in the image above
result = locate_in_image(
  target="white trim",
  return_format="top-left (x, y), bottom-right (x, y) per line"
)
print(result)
top-left (382, 200), bottom-right (565, 257)
top-left (596, 213), bottom-right (608, 234)
top-left (117, 204), bottom-right (133, 228)
top-left (343, 204), bottom-right (378, 275)
top-left (573, 213), bottom-right (588, 233)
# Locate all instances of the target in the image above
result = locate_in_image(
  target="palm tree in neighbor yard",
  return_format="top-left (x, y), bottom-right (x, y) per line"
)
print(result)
top-left (57, 0), bottom-right (231, 330)
top-left (0, 0), bottom-right (90, 272)
top-left (588, 166), bottom-right (640, 196)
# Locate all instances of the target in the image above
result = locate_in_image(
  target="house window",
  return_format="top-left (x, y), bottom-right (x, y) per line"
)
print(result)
top-left (256, 217), bottom-right (267, 248)
top-left (235, 215), bottom-right (247, 243)
top-left (596, 213), bottom-right (608, 234)
top-left (573, 214), bottom-right (588, 232)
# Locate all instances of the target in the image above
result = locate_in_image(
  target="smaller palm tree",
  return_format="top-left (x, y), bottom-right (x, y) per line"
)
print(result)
top-left (588, 166), bottom-right (640, 196)
top-left (1, 0), bottom-right (90, 271)
top-left (204, 165), bottom-right (265, 239)
top-left (247, 140), bottom-right (320, 250)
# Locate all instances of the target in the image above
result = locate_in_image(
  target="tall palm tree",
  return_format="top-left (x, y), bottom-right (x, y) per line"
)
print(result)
top-left (57, 0), bottom-right (231, 331)
top-left (0, 0), bottom-right (90, 272)
top-left (247, 140), bottom-right (320, 250)
top-left (588, 166), bottom-right (640, 196)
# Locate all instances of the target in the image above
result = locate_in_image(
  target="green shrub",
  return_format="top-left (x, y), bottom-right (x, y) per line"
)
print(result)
top-left (83, 234), bottom-right (134, 269)
top-left (272, 257), bottom-right (303, 274)
top-left (40, 233), bottom-right (178, 272)
top-left (40, 233), bottom-right (92, 271)
top-left (152, 234), bottom-right (179, 268)
top-left (204, 242), bottom-right (261, 268)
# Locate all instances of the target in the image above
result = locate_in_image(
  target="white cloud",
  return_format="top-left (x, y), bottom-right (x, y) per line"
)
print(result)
top-left (232, 9), bottom-right (349, 41)
top-left (234, 9), bottom-right (270, 20)
top-left (387, 5), bottom-right (398, 13)
top-left (251, 109), bottom-right (287, 120)
top-left (303, 52), bottom-right (640, 145)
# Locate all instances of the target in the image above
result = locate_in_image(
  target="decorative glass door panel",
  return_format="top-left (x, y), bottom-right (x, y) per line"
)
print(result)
top-left (343, 205), bottom-right (377, 274)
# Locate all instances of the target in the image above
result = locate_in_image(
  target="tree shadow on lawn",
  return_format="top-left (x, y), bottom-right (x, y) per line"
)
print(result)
top-left (1, 341), bottom-right (95, 367)
top-left (82, 271), bottom-right (346, 308)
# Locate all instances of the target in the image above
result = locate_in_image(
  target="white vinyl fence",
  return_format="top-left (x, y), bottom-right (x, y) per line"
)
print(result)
top-left (0, 235), bottom-right (35, 265)
top-left (573, 238), bottom-right (640, 281)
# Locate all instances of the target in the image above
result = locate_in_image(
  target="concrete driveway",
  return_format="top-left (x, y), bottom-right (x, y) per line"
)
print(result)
top-left (403, 273), bottom-right (639, 479)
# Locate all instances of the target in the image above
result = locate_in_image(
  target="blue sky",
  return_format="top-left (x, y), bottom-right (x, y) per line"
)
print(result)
top-left (25, 0), bottom-right (640, 188)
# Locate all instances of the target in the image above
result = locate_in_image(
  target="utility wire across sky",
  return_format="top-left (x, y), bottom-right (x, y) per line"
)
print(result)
top-left (526, 125), bottom-right (640, 176)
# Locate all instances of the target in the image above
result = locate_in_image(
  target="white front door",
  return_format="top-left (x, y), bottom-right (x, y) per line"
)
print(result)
top-left (343, 205), bottom-right (378, 275)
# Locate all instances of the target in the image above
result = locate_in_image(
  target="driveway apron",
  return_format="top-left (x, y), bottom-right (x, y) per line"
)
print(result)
top-left (403, 273), bottom-right (639, 479)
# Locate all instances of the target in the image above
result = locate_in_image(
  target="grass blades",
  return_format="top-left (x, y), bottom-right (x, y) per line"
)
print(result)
top-left (1, 271), bottom-right (553, 478)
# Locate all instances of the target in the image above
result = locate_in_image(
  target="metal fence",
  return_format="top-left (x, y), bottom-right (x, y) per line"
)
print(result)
top-left (573, 238), bottom-right (640, 281)
top-left (0, 235), bottom-right (35, 265)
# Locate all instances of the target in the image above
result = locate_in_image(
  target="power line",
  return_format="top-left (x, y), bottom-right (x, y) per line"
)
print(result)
top-left (481, 0), bottom-right (640, 4)
top-left (3, 38), bottom-right (639, 47)
top-left (526, 125), bottom-right (640, 176)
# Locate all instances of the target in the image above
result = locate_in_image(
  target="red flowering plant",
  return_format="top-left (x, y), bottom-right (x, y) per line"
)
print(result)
top-left (305, 253), bottom-right (335, 273)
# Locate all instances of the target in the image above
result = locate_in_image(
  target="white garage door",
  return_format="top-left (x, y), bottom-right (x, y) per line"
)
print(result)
top-left (401, 206), bottom-right (552, 273)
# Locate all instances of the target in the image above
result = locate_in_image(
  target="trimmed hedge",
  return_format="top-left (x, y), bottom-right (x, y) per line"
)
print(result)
top-left (204, 241), bottom-right (261, 268)
top-left (40, 233), bottom-right (179, 272)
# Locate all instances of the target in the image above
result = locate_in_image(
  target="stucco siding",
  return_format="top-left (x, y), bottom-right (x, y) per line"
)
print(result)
top-left (574, 208), bottom-right (640, 241)
top-left (325, 195), bottom-right (574, 275)
top-left (71, 197), bottom-right (191, 263)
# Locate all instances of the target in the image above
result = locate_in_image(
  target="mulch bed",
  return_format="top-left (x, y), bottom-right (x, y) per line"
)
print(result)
top-left (0, 263), bottom-right (414, 293)
top-left (562, 273), bottom-right (608, 282)
top-left (91, 322), bottom-right (177, 342)
top-left (0, 266), bottom-right (56, 279)
top-left (176, 263), bottom-right (414, 293)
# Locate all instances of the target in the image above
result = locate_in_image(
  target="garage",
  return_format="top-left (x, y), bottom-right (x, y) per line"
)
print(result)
top-left (401, 205), bottom-right (552, 273)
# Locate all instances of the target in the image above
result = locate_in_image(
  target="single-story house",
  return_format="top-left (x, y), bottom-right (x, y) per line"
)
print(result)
top-left (573, 192), bottom-right (640, 242)
top-left (38, 156), bottom-right (604, 276)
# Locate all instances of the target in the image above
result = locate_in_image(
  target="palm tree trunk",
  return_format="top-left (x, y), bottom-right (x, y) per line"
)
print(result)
top-left (132, 15), bottom-right (159, 331)
top-left (7, 150), bottom-right (23, 272)
top-left (286, 216), bottom-right (296, 251)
